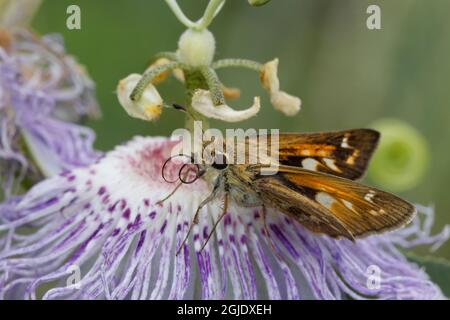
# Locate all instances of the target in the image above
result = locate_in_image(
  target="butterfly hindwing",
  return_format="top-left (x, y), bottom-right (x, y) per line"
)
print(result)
top-left (254, 166), bottom-right (416, 239)
top-left (254, 175), bottom-right (355, 239)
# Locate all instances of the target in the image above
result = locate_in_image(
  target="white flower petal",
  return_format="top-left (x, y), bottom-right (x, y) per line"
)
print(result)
top-left (117, 74), bottom-right (163, 121)
top-left (270, 91), bottom-right (301, 116)
top-left (191, 89), bottom-right (260, 122)
top-left (172, 68), bottom-right (185, 83)
top-left (260, 58), bottom-right (301, 117)
top-left (260, 58), bottom-right (280, 93)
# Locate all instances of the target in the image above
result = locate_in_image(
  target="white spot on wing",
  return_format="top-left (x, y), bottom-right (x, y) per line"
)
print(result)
top-left (370, 208), bottom-right (385, 216)
top-left (341, 137), bottom-right (351, 148)
top-left (342, 199), bottom-right (354, 210)
top-left (364, 190), bottom-right (376, 203)
top-left (302, 158), bottom-right (319, 171)
top-left (323, 158), bottom-right (341, 172)
top-left (316, 192), bottom-right (335, 209)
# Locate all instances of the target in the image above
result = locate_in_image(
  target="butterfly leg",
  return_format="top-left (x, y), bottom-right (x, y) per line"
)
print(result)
top-left (262, 205), bottom-right (284, 261)
top-left (200, 191), bottom-right (229, 252)
top-left (176, 178), bottom-right (222, 256)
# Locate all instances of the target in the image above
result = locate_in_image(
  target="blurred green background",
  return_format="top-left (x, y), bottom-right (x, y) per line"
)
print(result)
top-left (31, 0), bottom-right (450, 258)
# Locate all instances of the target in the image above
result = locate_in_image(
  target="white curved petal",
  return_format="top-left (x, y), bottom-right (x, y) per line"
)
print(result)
top-left (270, 91), bottom-right (301, 116)
top-left (260, 58), bottom-right (280, 93)
top-left (261, 58), bottom-right (301, 117)
top-left (172, 68), bottom-right (185, 83)
top-left (117, 74), bottom-right (163, 121)
top-left (191, 89), bottom-right (260, 122)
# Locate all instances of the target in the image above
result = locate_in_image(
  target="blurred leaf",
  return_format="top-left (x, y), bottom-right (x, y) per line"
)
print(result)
top-left (406, 252), bottom-right (450, 297)
top-left (248, 0), bottom-right (271, 7)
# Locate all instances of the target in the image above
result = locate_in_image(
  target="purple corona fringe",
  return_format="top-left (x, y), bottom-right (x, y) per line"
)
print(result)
top-left (0, 137), bottom-right (447, 300)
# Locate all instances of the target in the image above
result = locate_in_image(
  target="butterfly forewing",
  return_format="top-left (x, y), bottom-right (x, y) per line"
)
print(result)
top-left (226, 129), bottom-right (378, 180)
top-left (254, 166), bottom-right (416, 239)
top-left (255, 129), bottom-right (380, 180)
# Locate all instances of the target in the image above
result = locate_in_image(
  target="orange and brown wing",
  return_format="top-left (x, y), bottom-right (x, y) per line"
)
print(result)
top-left (271, 129), bottom-right (380, 180)
top-left (254, 166), bottom-right (416, 239)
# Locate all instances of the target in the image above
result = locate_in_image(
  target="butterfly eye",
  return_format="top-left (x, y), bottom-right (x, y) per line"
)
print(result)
top-left (211, 153), bottom-right (228, 170)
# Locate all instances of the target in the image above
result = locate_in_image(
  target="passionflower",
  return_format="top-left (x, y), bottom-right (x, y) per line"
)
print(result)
top-left (0, 136), bottom-right (447, 300)
top-left (0, 29), bottom-right (100, 197)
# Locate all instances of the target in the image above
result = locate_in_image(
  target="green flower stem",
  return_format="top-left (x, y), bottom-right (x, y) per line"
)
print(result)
top-left (130, 62), bottom-right (185, 102)
top-left (0, 0), bottom-right (42, 27)
top-left (165, 0), bottom-right (225, 31)
top-left (0, 0), bottom-right (9, 20)
top-left (199, 66), bottom-right (225, 105)
top-left (195, 0), bottom-right (226, 31)
top-left (184, 69), bottom-right (210, 132)
top-left (211, 58), bottom-right (262, 71)
top-left (154, 51), bottom-right (178, 61)
top-left (164, 0), bottom-right (196, 29)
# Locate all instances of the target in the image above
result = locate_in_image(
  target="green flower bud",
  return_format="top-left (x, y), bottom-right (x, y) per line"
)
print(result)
top-left (368, 118), bottom-right (429, 192)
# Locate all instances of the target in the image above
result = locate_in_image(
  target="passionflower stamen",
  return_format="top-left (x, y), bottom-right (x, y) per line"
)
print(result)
top-left (146, 58), bottom-right (172, 85)
top-left (221, 84), bottom-right (240, 100)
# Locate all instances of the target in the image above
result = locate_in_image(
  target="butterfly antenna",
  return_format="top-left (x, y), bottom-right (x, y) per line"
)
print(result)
top-left (172, 103), bottom-right (199, 121)
top-left (172, 103), bottom-right (207, 146)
